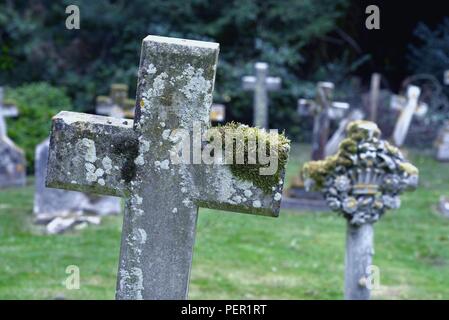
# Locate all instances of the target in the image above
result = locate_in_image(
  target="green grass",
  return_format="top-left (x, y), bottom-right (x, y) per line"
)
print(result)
top-left (1, 144), bottom-right (449, 299)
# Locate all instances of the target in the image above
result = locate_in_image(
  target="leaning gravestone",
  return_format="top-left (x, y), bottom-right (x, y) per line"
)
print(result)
top-left (0, 87), bottom-right (26, 188)
top-left (434, 121), bottom-right (449, 161)
top-left (46, 35), bottom-right (290, 299)
top-left (303, 120), bottom-right (418, 300)
top-left (34, 138), bottom-right (121, 233)
top-left (324, 109), bottom-right (365, 157)
top-left (242, 62), bottom-right (281, 129)
top-left (390, 85), bottom-right (428, 147)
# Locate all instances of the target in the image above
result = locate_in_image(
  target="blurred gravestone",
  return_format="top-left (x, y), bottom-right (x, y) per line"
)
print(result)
top-left (46, 35), bottom-right (290, 299)
top-left (325, 109), bottom-right (365, 157)
top-left (390, 85), bottom-right (428, 147)
top-left (303, 120), bottom-right (418, 300)
top-left (297, 82), bottom-right (349, 160)
top-left (34, 138), bottom-right (121, 233)
top-left (96, 84), bottom-right (135, 118)
top-left (434, 121), bottom-right (449, 161)
top-left (0, 87), bottom-right (26, 188)
top-left (242, 62), bottom-right (281, 129)
top-left (281, 82), bottom-right (349, 211)
top-left (209, 103), bottom-right (226, 124)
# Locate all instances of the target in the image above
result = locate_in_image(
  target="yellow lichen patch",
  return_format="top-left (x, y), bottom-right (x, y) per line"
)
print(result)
top-left (399, 162), bottom-right (419, 175)
top-left (347, 120), bottom-right (381, 141)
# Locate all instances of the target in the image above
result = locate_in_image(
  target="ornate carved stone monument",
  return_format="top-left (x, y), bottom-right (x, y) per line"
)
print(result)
top-left (46, 35), bottom-right (290, 299)
top-left (242, 62), bottom-right (281, 129)
top-left (303, 120), bottom-right (418, 299)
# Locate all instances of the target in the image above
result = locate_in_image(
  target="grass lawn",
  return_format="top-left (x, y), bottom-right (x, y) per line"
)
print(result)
top-left (1, 143), bottom-right (449, 299)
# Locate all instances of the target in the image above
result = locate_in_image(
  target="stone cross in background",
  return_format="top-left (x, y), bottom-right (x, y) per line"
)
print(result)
top-left (242, 62), bottom-right (281, 129)
top-left (368, 73), bottom-right (381, 122)
top-left (46, 36), bottom-right (289, 299)
top-left (0, 87), bottom-right (19, 137)
top-left (303, 120), bottom-right (418, 300)
top-left (390, 85), bottom-right (428, 147)
top-left (298, 82), bottom-right (349, 160)
top-left (96, 83), bottom-right (135, 118)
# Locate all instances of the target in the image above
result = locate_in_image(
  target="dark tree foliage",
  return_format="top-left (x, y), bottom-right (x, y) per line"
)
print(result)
top-left (0, 0), bottom-right (364, 140)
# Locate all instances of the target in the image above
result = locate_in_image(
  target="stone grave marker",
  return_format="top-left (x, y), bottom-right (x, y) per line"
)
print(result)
top-left (324, 109), bottom-right (365, 157)
top-left (444, 70), bottom-right (449, 86)
top-left (0, 87), bottom-right (26, 188)
top-left (390, 85), bottom-right (428, 147)
top-left (434, 121), bottom-right (449, 161)
top-left (242, 62), bottom-right (281, 129)
top-left (298, 81), bottom-right (349, 160)
top-left (303, 120), bottom-right (418, 299)
top-left (46, 35), bottom-right (290, 299)
top-left (34, 138), bottom-right (121, 233)
top-left (96, 84), bottom-right (135, 118)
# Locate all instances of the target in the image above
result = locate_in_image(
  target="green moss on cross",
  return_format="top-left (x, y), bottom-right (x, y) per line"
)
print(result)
top-left (215, 122), bottom-right (290, 194)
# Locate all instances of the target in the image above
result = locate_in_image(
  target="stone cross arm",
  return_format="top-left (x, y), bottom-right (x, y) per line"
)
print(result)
top-left (47, 111), bottom-right (285, 217)
top-left (242, 75), bottom-right (281, 91)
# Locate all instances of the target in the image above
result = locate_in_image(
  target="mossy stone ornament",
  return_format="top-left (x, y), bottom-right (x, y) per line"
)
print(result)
top-left (303, 120), bottom-right (418, 225)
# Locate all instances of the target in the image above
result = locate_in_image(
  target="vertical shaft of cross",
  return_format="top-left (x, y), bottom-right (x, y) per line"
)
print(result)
top-left (369, 73), bottom-right (381, 122)
top-left (115, 36), bottom-right (220, 300)
top-left (312, 83), bottom-right (332, 160)
top-left (254, 63), bottom-right (269, 129)
top-left (344, 223), bottom-right (374, 300)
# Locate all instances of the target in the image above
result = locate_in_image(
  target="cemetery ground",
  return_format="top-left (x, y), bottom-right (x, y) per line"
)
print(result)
top-left (1, 143), bottom-right (449, 300)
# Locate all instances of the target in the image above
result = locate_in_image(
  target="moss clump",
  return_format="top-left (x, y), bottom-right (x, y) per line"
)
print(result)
top-left (303, 120), bottom-right (381, 190)
top-left (215, 122), bottom-right (290, 193)
top-left (346, 120), bottom-right (380, 141)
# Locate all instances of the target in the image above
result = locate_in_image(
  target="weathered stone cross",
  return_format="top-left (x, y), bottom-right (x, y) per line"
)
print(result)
top-left (96, 83), bottom-right (135, 118)
top-left (298, 82), bottom-right (349, 160)
top-left (242, 62), bottom-right (281, 129)
top-left (390, 85), bottom-right (428, 147)
top-left (0, 87), bottom-right (19, 138)
top-left (46, 36), bottom-right (289, 300)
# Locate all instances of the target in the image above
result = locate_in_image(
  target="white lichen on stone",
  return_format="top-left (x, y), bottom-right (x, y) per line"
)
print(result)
top-left (160, 159), bottom-right (170, 170)
top-left (244, 190), bottom-right (253, 198)
top-left (162, 129), bottom-right (171, 140)
top-left (81, 138), bottom-right (97, 162)
top-left (274, 192), bottom-right (282, 201)
top-left (135, 155), bottom-right (145, 166)
top-left (252, 200), bottom-right (262, 208)
top-left (98, 178), bottom-right (105, 186)
top-left (172, 207), bottom-right (178, 214)
top-left (102, 156), bottom-right (113, 174)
